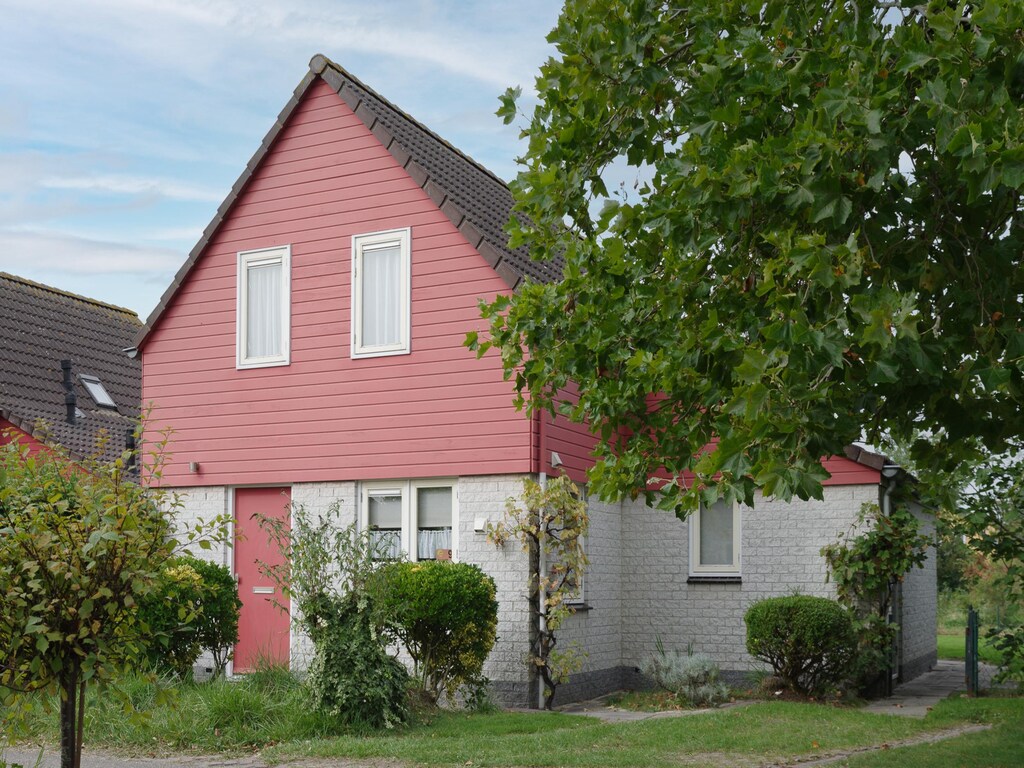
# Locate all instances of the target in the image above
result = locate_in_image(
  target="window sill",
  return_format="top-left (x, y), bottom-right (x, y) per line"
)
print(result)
top-left (567, 602), bottom-right (593, 612)
top-left (687, 576), bottom-right (742, 584)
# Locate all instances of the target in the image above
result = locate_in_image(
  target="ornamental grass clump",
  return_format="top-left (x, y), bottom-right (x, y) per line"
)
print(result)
top-left (641, 640), bottom-right (730, 707)
top-left (744, 595), bottom-right (857, 695)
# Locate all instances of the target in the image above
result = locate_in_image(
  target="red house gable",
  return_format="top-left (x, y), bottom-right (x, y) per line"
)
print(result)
top-left (139, 57), bottom-right (558, 488)
top-left (139, 55), bottom-right (883, 493)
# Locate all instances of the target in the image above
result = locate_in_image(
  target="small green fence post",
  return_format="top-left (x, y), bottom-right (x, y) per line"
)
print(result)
top-left (965, 605), bottom-right (980, 696)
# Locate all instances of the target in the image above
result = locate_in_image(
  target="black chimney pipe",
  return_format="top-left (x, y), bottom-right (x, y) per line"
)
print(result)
top-left (125, 428), bottom-right (137, 471)
top-left (61, 359), bottom-right (76, 424)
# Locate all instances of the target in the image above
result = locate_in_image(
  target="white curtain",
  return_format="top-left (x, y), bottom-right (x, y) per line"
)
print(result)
top-left (361, 244), bottom-right (401, 347)
top-left (417, 528), bottom-right (452, 560)
top-left (699, 499), bottom-right (734, 566)
top-left (417, 487), bottom-right (452, 560)
top-left (246, 261), bottom-right (282, 358)
top-left (370, 529), bottom-right (403, 559)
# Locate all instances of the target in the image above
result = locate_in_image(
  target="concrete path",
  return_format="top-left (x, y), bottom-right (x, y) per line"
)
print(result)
top-left (862, 659), bottom-right (1004, 718)
top-left (556, 694), bottom-right (750, 722)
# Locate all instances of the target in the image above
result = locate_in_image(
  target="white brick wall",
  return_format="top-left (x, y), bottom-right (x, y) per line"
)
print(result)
top-left (165, 477), bottom-right (936, 700)
top-left (557, 494), bottom-right (622, 676)
top-left (900, 501), bottom-right (937, 677)
top-left (620, 485), bottom-right (879, 673)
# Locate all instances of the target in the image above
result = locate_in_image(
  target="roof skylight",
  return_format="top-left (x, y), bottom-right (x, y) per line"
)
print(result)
top-left (79, 374), bottom-right (117, 410)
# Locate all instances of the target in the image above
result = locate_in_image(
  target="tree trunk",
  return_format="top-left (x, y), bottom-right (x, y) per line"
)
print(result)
top-left (58, 662), bottom-right (80, 768)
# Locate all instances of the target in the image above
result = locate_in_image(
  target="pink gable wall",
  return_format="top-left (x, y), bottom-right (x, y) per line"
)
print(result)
top-left (1, 419), bottom-right (47, 456)
top-left (142, 80), bottom-right (532, 487)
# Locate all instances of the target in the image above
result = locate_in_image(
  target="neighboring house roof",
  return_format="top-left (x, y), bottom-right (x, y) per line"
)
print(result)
top-left (0, 273), bottom-right (142, 461)
top-left (136, 53), bottom-right (562, 348)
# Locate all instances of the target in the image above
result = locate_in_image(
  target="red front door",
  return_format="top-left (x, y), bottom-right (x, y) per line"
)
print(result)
top-left (234, 487), bottom-right (291, 672)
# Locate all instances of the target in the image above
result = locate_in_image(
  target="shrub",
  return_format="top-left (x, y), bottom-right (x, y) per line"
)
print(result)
top-left (187, 558), bottom-right (242, 677)
top-left (137, 556), bottom-right (242, 680)
top-left (259, 507), bottom-right (409, 729)
top-left (371, 560), bottom-right (498, 703)
top-left (744, 595), bottom-right (857, 694)
top-left (641, 640), bottom-right (730, 707)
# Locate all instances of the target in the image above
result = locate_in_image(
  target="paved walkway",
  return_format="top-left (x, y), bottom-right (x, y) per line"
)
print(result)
top-left (862, 659), bottom-right (1005, 717)
top-left (557, 659), bottom-right (1006, 722)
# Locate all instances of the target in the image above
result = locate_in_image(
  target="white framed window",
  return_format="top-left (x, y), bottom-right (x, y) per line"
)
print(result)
top-left (237, 246), bottom-right (290, 369)
top-left (351, 228), bottom-right (411, 358)
top-left (360, 479), bottom-right (457, 561)
top-left (689, 499), bottom-right (741, 576)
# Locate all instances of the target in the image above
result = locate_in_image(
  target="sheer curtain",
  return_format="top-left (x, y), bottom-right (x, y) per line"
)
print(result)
top-left (699, 499), bottom-right (734, 566)
top-left (361, 244), bottom-right (401, 347)
top-left (246, 261), bottom-right (282, 358)
top-left (369, 492), bottom-right (403, 559)
top-left (416, 486), bottom-right (452, 560)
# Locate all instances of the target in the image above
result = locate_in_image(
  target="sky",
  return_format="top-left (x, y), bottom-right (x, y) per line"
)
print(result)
top-left (0, 0), bottom-right (562, 320)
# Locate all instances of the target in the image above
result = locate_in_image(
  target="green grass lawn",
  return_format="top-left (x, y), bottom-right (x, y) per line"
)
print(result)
top-left (937, 630), bottom-right (1003, 664)
top-left (7, 670), bottom-right (1023, 768)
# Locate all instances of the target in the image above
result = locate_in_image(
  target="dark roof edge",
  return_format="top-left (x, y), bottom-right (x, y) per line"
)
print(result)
top-left (1, 273), bottom-right (138, 318)
top-left (311, 55), bottom-right (522, 291)
top-left (135, 54), bottom-right (524, 349)
top-left (843, 443), bottom-right (918, 485)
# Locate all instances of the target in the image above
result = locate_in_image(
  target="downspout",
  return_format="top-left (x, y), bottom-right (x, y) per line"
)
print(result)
top-left (536, 408), bottom-right (547, 710)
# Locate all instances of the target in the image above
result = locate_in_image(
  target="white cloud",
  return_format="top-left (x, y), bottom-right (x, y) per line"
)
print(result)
top-left (0, 231), bottom-right (182, 275)
top-left (39, 175), bottom-right (223, 203)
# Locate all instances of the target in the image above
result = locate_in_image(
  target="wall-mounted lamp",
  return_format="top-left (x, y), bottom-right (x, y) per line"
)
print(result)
top-left (474, 516), bottom-right (487, 533)
top-left (550, 451), bottom-right (563, 469)
top-left (188, 461), bottom-right (201, 474)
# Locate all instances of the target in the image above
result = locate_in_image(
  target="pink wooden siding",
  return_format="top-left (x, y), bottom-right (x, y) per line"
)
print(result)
top-left (141, 80), bottom-right (531, 487)
top-left (541, 383), bottom-right (598, 484)
top-left (821, 454), bottom-right (881, 486)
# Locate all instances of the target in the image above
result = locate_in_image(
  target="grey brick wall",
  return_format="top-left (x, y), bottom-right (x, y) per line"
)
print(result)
top-left (900, 501), bottom-right (938, 680)
top-left (456, 474), bottom-right (533, 706)
top-left (555, 493), bottom-right (624, 701)
top-left (619, 485), bottom-right (879, 677)
top-left (165, 476), bottom-right (937, 703)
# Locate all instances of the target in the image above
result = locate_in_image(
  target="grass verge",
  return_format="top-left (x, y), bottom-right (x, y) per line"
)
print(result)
top-left (937, 631), bottom-right (1002, 664)
top-left (8, 671), bottom-right (1022, 767)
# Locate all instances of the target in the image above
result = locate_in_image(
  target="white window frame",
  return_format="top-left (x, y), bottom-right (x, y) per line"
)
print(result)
top-left (359, 479), bottom-right (458, 561)
top-left (350, 228), bottom-right (411, 359)
top-left (236, 245), bottom-right (291, 369)
top-left (689, 499), bottom-right (742, 576)
top-left (79, 374), bottom-right (117, 409)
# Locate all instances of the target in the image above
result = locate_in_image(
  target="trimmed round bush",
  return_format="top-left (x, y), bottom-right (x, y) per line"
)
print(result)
top-left (744, 595), bottom-right (857, 694)
top-left (371, 560), bottom-right (498, 702)
top-left (138, 555), bottom-right (242, 679)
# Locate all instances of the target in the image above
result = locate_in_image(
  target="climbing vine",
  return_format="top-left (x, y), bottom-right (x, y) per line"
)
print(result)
top-left (821, 502), bottom-right (930, 684)
top-left (488, 475), bottom-right (588, 709)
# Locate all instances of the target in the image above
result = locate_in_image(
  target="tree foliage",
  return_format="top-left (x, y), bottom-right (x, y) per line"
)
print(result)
top-left (488, 475), bottom-right (588, 709)
top-left (475, 0), bottom-right (1024, 512)
top-left (956, 444), bottom-right (1024, 686)
top-left (0, 434), bottom-right (227, 768)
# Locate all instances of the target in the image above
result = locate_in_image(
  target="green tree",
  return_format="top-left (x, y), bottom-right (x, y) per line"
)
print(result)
top-left (474, 0), bottom-right (1024, 514)
top-left (0, 436), bottom-right (226, 768)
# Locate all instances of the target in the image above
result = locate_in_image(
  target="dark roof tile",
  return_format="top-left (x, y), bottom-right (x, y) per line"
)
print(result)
top-left (0, 273), bottom-right (141, 462)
